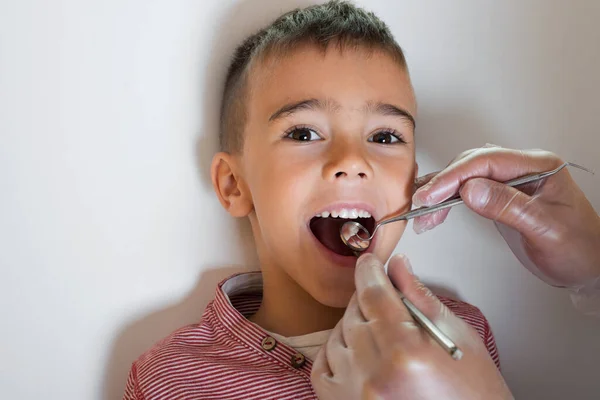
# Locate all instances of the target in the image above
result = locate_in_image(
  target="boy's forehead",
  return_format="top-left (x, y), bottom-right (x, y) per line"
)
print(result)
top-left (247, 44), bottom-right (416, 118)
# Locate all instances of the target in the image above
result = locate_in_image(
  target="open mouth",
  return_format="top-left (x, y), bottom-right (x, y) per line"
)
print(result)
top-left (309, 209), bottom-right (376, 257)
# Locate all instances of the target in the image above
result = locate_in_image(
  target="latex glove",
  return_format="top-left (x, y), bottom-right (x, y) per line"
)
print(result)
top-left (311, 253), bottom-right (513, 400)
top-left (412, 147), bottom-right (600, 312)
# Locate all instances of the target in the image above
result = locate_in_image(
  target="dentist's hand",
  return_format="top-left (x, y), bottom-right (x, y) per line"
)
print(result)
top-left (311, 254), bottom-right (513, 400)
top-left (412, 147), bottom-right (600, 290)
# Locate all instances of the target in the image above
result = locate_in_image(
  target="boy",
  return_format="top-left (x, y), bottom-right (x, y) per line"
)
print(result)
top-left (124, 1), bottom-right (499, 399)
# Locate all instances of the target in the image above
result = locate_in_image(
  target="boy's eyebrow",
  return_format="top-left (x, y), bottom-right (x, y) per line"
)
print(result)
top-left (365, 101), bottom-right (416, 128)
top-left (268, 98), bottom-right (334, 122)
top-left (268, 98), bottom-right (415, 128)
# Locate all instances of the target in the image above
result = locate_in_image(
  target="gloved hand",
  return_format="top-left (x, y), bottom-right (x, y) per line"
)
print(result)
top-left (412, 147), bottom-right (600, 314)
top-left (311, 253), bottom-right (513, 400)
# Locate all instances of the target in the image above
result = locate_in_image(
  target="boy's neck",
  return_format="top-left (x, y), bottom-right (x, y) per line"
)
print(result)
top-left (249, 270), bottom-right (345, 337)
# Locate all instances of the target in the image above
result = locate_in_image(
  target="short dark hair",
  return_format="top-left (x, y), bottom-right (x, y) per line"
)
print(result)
top-left (220, 0), bottom-right (407, 153)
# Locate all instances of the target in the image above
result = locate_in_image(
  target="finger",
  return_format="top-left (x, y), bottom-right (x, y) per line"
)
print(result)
top-left (415, 171), bottom-right (439, 189)
top-left (460, 178), bottom-right (551, 240)
top-left (449, 144), bottom-right (502, 166)
top-left (354, 253), bottom-right (409, 323)
top-left (311, 343), bottom-right (338, 399)
top-left (341, 293), bottom-right (383, 365)
top-left (413, 148), bottom-right (562, 207)
top-left (323, 318), bottom-right (349, 377)
top-left (387, 254), bottom-right (446, 320)
top-left (311, 341), bottom-right (333, 380)
top-left (412, 208), bottom-right (451, 234)
top-left (309, 361), bottom-right (335, 400)
top-left (387, 255), bottom-right (485, 353)
top-left (354, 257), bottom-right (418, 353)
top-left (414, 145), bottom-right (501, 190)
top-left (341, 293), bottom-right (367, 349)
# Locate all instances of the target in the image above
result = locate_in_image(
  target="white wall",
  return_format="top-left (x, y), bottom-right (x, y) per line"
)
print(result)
top-left (1, 0), bottom-right (599, 399)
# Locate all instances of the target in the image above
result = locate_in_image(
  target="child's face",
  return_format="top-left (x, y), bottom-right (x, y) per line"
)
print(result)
top-left (221, 45), bottom-right (416, 307)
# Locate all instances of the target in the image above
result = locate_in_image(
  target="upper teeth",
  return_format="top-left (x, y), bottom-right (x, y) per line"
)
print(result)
top-left (316, 208), bottom-right (371, 219)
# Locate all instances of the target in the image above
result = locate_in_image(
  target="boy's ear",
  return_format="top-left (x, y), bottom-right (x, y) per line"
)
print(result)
top-left (211, 152), bottom-right (253, 217)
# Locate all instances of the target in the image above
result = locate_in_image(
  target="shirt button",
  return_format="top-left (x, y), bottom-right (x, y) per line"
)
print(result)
top-left (291, 352), bottom-right (306, 369)
top-left (261, 336), bottom-right (277, 351)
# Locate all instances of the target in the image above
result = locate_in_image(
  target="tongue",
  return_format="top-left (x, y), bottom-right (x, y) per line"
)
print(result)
top-left (310, 217), bottom-right (357, 257)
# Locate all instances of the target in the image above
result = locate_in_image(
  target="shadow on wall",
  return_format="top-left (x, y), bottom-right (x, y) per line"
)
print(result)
top-left (414, 101), bottom-right (509, 239)
top-left (415, 102), bottom-right (502, 170)
top-left (101, 0), bottom-right (316, 399)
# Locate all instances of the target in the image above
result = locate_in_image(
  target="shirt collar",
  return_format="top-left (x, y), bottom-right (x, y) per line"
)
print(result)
top-left (212, 272), bottom-right (314, 374)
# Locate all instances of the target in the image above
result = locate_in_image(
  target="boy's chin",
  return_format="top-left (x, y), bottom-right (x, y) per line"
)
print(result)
top-left (305, 279), bottom-right (356, 309)
top-left (314, 292), bottom-right (354, 309)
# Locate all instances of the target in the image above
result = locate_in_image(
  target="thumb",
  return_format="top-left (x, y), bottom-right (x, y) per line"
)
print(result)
top-left (460, 178), bottom-right (549, 239)
top-left (387, 254), bottom-right (448, 320)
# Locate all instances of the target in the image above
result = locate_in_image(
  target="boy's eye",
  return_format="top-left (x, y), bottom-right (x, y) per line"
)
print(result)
top-left (368, 131), bottom-right (404, 144)
top-left (285, 127), bottom-right (322, 142)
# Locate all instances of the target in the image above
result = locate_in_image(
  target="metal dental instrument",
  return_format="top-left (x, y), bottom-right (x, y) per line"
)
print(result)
top-left (399, 293), bottom-right (463, 360)
top-left (340, 162), bottom-right (594, 253)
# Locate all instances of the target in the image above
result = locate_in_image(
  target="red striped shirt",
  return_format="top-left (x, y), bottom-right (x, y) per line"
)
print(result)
top-left (123, 272), bottom-right (500, 399)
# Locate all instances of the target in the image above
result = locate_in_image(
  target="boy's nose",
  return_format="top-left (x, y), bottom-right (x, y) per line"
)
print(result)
top-left (322, 140), bottom-right (373, 182)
